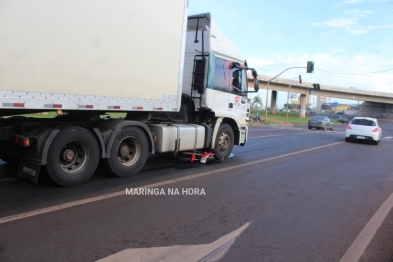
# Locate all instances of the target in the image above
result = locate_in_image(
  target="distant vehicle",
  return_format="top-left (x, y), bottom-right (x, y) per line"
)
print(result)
top-left (336, 112), bottom-right (344, 115)
top-left (345, 117), bottom-right (382, 145)
top-left (280, 107), bottom-right (290, 112)
top-left (308, 116), bottom-right (334, 130)
top-left (337, 116), bottom-right (343, 122)
top-left (340, 117), bottom-right (349, 124)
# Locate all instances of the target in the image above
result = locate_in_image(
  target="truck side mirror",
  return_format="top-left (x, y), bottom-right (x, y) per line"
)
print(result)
top-left (251, 69), bottom-right (258, 78)
top-left (253, 78), bottom-right (259, 91)
top-left (251, 69), bottom-right (259, 91)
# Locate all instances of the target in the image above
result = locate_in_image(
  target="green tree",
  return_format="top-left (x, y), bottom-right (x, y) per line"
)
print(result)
top-left (252, 95), bottom-right (263, 109)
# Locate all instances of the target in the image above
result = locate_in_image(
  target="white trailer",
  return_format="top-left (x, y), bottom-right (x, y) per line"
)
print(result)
top-left (0, 0), bottom-right (259, 186)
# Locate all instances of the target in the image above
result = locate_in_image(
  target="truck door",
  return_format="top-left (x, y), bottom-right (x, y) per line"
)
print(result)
top-left (208, 57), bottom-right (247, 126)
top-left (227, 65), bottom-right (248, 129)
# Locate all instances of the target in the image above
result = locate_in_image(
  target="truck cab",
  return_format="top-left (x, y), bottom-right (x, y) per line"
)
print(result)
top-left (179, 13), bottom-right (258, 148)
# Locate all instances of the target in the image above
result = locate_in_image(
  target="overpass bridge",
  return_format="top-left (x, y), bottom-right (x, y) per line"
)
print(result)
top-left (248, 75), bottom-right (393, 119)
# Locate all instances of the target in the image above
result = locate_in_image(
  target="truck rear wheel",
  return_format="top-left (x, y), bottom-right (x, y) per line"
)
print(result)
top-left (214, 123), bottom-right (234, 160)
top-left (46, 127), bottom-right (100, 186)
top-left (105, 127), bottom-right (148, 177)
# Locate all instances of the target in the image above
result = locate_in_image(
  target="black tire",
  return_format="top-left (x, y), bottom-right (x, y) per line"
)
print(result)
top-left (308, 126), bottom-right (312, 130)
top-left (105, 127), bottom-right (148, 177)
top-left (46, 127), bottom-right (100, 186)
top-left (331, 125), bottom-right (334, 131)
top-left (345, 137), bottom-right (350, 142)
top-left (374, 140), bottom-right (379, 145)
top-left (214, 123), bottom-right (234, 160)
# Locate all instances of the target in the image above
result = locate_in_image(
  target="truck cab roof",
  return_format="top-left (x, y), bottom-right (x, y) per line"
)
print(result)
top-left (187, 13), bottom-right (244, 62)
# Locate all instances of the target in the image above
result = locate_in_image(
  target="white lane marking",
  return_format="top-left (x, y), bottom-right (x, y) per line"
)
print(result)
top-left (0, 142), bottom-right (344, 225)
top-left (252, 126), bottom-right (305, 131)
top-left (97, 222), bottom-right (251, 262)
top-left (249, 132), bottom-right (311, 138)
top-left (340, 192), bottom-right (393, 262)
top-left (249, 132), bottom-right (344, 138)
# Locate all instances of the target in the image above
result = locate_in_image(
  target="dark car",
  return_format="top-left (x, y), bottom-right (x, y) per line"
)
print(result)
top-left (340, 117), bottom-right (349, 124)
top-left (308, 116), bottom-right (334, 130)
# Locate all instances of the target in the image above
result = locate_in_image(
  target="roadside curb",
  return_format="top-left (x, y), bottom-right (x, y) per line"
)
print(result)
top-left (378, 119), bottom-right (393, 123)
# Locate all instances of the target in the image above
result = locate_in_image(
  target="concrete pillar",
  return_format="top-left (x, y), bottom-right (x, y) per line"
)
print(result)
top-left (299, 94), bottom-right (307, 118)
top-left (306, 94), bottom-right (310, 111)
top-left (271, 90), bottom-right (277, 114)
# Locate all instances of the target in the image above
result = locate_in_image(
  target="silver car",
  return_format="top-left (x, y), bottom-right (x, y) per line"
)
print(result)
top-left (308, 116), bottom-right (334, 130)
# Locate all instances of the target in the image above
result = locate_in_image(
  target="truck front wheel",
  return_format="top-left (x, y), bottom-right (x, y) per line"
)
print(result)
top-left (214, 123), bottom-right (234, 160)
top-left (105, 127), bottom-right (148, 177)
top-left (46, 127), bottom-right (100, 186)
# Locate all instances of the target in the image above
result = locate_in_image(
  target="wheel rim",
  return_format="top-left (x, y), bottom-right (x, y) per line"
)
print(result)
top-left (59, 140), bottom-right (89, 174)
top-left (116, 136), bottom-right (141, 167)
top-left (218, 132), bottom-right (231, 154)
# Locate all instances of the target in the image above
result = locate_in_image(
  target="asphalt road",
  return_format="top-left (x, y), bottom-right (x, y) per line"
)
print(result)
top-left (1, 121), bottom-right (393, 262)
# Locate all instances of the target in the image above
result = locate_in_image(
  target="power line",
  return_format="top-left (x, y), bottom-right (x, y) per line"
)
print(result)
top-left (316, 67), bottom-right (393, 75)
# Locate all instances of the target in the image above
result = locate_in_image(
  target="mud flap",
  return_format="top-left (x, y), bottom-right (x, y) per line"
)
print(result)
top-left (18, 160), bottom-right (41, 184)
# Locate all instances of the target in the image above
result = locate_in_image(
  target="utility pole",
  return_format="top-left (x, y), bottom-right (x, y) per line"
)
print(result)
top-left (264, 67), bottom-right (306, 122)
top-left (286, 76), bottom-right (301, 125)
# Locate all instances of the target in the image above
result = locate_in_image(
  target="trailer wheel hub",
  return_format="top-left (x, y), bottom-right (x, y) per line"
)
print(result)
top-left (120, 145), bottom-right (130, 156)
top-left (63, 149), bottom-right (75, 161)
top-left (117, 136), bottom-right (140, 167)
top-left (59, 141), bottom-right (89, 174)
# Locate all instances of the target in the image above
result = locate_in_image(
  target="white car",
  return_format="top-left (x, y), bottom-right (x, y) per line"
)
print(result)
top-left (345, 117), bottom-right (382, 145)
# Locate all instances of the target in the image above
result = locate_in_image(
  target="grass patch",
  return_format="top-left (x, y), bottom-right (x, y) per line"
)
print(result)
top-left (264, 120), bottom-right (278, 125)
top-left (250, 110), bottom-right (310, 125)
top-left (250, 110), bottom-right (342, 125)
top-left (248, 120), bottom-right (277, 125)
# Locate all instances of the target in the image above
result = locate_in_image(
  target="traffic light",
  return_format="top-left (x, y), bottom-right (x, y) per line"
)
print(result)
top-left (299, 75), bottom-right (302, 83)
top-left (313, 83), bottom-right (320, 90)
top-left (307, 61), bottom-right (314, 73)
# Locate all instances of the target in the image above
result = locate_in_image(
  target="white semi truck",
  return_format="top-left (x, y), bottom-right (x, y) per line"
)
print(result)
top-left (0, 0), bottom-right (259, 186)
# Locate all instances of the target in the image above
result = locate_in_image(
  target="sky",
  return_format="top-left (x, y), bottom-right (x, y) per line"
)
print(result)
top-left (188, 0), bottom-right (393, 107)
